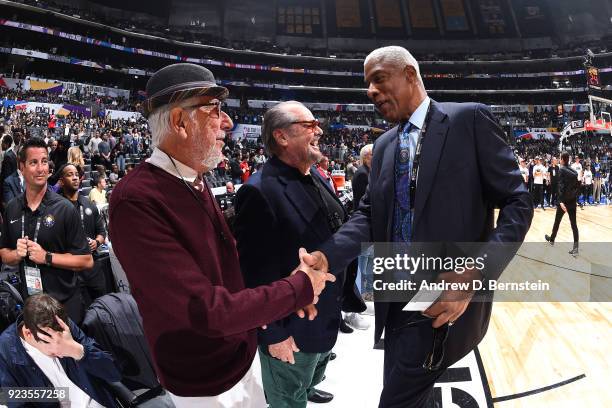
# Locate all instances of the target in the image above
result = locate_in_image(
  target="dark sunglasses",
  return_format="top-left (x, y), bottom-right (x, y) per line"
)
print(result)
top-left (391, 315), bottom-right (451, 372)
top-left (291, 119), bottom-right (321, 131)
top-left (183, 100), bottom-right (226, 118)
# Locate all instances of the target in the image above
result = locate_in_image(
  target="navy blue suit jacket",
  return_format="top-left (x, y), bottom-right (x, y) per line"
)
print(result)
top-left (320, 101), bottom-right (533, 366)
top-left (3, 172), bottom-right (22, 207)
top-left (234, 157), bottom-right (353, 353)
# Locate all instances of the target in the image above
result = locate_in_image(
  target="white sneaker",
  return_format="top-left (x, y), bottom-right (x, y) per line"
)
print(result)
top-left (362, 301), bottom-right (375, 316)
top-left (344, 313), bottom-right (370, 330)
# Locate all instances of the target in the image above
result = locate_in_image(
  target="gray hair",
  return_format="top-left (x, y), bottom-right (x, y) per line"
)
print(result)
top-left (360, 144), bottom-right (373, 164)
top-left (364, 46), bottom-right (422, 85)
top-left (147, 97), bottom-right (200, 149)
top-left (261, 101), bottom-right (303, 157)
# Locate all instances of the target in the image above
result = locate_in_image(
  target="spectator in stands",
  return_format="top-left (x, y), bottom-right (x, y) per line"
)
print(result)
top-left (316, 156), bottom-right (337, 194)
top-left (254, 147), bottom-right (266, 165)
top-left (345, 156), bottom-right (357, 182)
top-left (548, 157), bottom-right (560, 207)
top-left (88, 175), bottom-right (108, 205)
top-left (0, 137), bottom-right (93, 323)
top-left (66, 146), bottom-right (85, 178)
top-left (58, 163), bottom-right (107, 305)
top-left (109, 164), bottom-right (121, 186)
top-left (0, 293), bottom-right (121, 407)
top-left (0, 133), bottom-right (21, 203)
top-left (229, 152), bottom-right (242, 184)
top-left (109, 63), bottom-right (334, 407)
top-left (2, 166), bottom-right (23, 208)
top-left (87, 131), bottom-right (103, 155)
top-left (112, 136), bottom-right (128, 172)
top-left (97, 133), bottom-right (112, 171)
top-left (532, 157), bottom-right (546, 210)
top-left (226, 181), bottom-right (235, 194)
top-left (593, 157), bottom-right (602, 204)
top-left (239, 153), bottom-right (250, 183)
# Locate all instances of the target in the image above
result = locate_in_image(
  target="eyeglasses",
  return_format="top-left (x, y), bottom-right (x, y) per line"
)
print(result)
top-left (183, 100), bottom-right (226, 118)
top-left (291, 119), bottom-right (321, 131)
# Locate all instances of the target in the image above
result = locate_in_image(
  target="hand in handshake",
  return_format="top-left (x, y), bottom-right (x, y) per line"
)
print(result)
top-left (292, 248), bottom-right (333, 320)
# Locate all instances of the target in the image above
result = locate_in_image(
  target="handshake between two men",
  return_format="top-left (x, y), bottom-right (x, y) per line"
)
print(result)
top-left (291, 248), bottom-right (332, 321)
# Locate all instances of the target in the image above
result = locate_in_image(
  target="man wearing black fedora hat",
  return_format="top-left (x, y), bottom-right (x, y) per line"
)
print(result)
top-left (109, 63), bottom-right (336, 407)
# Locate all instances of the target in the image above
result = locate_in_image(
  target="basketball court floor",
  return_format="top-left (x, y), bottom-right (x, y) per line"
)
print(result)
top-left (308, 205), bottom-right (612, 407)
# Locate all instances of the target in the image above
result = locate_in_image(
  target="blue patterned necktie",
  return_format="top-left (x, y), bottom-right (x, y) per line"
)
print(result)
top-left (392, 122), bottom-right (414, 243)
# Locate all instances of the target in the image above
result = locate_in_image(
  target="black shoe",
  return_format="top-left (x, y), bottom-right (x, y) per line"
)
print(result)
top-left (373, 338), bottom-right (384, 350)
top-left (569, 246), bottom-right (579, 257)
top-left (339, 319), bottom-right (353, 333)
top-left (329, 352), bottom-right (337, 361)
top-left (307, 389), bottom-right (334, 403)
top-left (545, 234), bottom-right (554, 246)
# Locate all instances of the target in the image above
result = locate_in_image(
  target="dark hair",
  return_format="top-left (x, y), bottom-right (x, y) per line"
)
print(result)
top-left (18, 137), bottom-right (48, 163)
top-left (95, 174), bottom-right (106, 187)
top-left (561, 152), bottom-right (570, 164)
top-left (1, 135), bottom-right (13, 147)
top-left (23, 293), bottom-right (67, 342)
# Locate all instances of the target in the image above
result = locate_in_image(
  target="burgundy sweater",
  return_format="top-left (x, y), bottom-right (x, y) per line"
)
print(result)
top-left (109, 163), bottom-right (313, 396)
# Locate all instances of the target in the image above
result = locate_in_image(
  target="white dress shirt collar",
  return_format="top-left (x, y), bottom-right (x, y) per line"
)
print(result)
top-left (407, 96), bottom-right (431, 130)
top-left (146, 147), bottom-right (198, 183)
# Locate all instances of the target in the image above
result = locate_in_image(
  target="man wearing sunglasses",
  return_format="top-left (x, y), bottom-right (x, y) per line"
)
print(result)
top-left (305, 47), bottom-right (533, 407)
top-left (109, 64), bottom-right (336, 407)
top-left (234, 101), bottom-right (365, 407)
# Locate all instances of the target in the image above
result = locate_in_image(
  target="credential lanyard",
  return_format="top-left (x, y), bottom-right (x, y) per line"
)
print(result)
top-left (21, 212), bottom-right (41, 243)
top-left (406, 104), bottom-right (433, 211)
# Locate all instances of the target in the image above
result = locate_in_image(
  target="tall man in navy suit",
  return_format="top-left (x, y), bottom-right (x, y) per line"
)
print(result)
top-left (234, 101), bottom-right (363, 406)
top-left (307, 46), bottom-right (534, 407)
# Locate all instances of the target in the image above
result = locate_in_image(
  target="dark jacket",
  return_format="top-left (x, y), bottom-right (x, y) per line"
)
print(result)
top-left (234, 157), bottom-right (360, 353)
top-left (558, 165), bottom-right (579, 207)
top-left (320, 101), bottom-right (533, 368)
top-left (3, 171), bottom-right (22, 207)
top-left (352, 164), bottom-right (369, 211)
top-left (0, 149), bottom-right (17, 200)
top-left (0, 317), bottom-right (121, 408)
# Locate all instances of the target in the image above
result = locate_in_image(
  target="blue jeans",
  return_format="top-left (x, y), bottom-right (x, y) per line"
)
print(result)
top-left (357, 245), bottom-right (374, 295)
top-left (116, 155), bottom-right (126, 172)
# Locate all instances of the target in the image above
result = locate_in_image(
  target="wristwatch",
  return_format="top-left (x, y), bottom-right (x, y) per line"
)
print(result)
top-left (45, 252), bottom-right (53, 267)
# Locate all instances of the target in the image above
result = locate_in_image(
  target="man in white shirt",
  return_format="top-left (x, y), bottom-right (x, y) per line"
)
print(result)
top-left (88, 131), bottom-right (103, 155)
top-left (583, 164), bottom-right (593, 204)
top-left (0, 293), bottom-right (121, 407)
top-left (532, 157), bottom-right (546, 210)
top-left (570, 156), bottom-right (584, 208)
top-left (518, 158), bottom-right (529, 184)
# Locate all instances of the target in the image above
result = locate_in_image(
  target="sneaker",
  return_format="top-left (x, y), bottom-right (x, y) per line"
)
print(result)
top-left (344, 313), bottom-right (370, 330)
top-left (545, 234), bottom-right (554, 246)
top-left (569, 247), bottom-right (579, 257)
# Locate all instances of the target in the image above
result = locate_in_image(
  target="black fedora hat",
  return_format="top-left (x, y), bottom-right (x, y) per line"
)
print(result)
top-left (143, 63), bottom-right (229, 117)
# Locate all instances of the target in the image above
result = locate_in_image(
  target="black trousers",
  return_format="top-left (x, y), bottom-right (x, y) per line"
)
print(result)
top-left (379, 314), bottom-right (445, 408)
top-left (550, 204), bottom-right (579, 244)
top-left (79, 263), bottom-right (108, 310)
top-left (532, 184), bottom-right (544, 208)
top-left (550, 183), bottom-right (558, 206)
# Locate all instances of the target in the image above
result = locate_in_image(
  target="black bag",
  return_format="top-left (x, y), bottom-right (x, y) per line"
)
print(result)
top-left (81, 293), bottom-right (159, 391)
top-left (0, 280), bottom-right (23, 333)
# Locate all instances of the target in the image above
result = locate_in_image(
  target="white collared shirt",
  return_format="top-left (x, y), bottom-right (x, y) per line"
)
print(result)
top-left (146, 147), bottom-right (198, 183)
top-left (404, 97), bottom-right (431, 165)
top-left (20, 338), bottom-right (104, 408)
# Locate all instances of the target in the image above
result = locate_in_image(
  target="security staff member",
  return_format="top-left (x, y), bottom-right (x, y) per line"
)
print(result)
top-left (0, 138), bottom-right (93, 323)
top-left (58, 163), bottom-right (107, 305)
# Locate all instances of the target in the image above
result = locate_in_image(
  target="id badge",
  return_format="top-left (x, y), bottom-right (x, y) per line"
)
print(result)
top-left (24, 266), bottom-right (44, 295)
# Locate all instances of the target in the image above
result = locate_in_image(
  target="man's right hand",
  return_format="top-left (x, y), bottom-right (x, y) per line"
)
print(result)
top-left (560, 202), bottom-right (567, 213)
top-left (295, 248), bottom-right (334, 304)
top-left (16, 236), bottom-right (28, 259)
top-left (268, 336), bottom-right (300, 364)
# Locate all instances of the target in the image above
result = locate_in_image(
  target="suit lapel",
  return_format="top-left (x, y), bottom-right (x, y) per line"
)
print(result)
top-left (412, 101), bottom-right (449, 232)
top-left (281, 174), bottom-right (329, 241)
top-left (311, 167), bottom-right (348, 220)
top-left (380, 128), bottom-right (399, 240)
